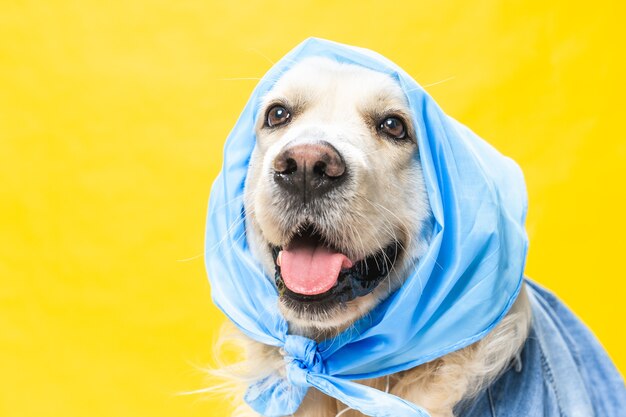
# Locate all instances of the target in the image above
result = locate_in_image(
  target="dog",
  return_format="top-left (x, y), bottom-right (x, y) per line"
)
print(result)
top-left (210, 56), bottom-right (532, 417)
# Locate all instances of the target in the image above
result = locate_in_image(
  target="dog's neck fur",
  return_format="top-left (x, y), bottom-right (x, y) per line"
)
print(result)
top-left (223, 284), bottom-right (531, 417)
top-left (329, 286), bottom-right (532, 417)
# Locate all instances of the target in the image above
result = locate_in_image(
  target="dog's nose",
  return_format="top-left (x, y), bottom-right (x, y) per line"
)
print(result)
top-left (273, 141), bottom-right (347, 201)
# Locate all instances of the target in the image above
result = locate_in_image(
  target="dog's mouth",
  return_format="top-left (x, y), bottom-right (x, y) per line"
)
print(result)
top-left (271, 224), bottom-right (400, 306)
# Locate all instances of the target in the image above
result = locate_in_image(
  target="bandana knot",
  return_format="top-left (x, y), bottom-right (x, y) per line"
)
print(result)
top-left (243, 335), bottom-right (325, 416)
top-left (283, 335), bottom-right (325, 387)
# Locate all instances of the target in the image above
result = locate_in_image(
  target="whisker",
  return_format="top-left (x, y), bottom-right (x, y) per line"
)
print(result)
top-left (247, 47), bottom-right (277, 65)
top-left (362, 149), bottom-right (385, 157)
top-left (183, 192), bottom-right (258, 262)
top-left (176, 253), bottom-right (204, 262)
top-left (422, 75), bottom-right (456, 89)
top-left (207, 210), bottom-right (250, 253)
top-left (404, 75), bottom-right (457, 95)
top-left (209, 185), bottom-right (259, 215)
top-left (229, 214), bottom-right (254, 252)
top-left (351, 207), bottom-right (389, 272)
top-left (336, 406), bottom-right (353, 416)
top-left (360, 198), bottom-right (413, 291)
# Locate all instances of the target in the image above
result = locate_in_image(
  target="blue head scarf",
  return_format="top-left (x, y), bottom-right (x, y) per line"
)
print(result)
top-left (205, 38), bottom-right (528, 417)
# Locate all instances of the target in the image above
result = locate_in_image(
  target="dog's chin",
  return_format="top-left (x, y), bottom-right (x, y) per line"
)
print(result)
top-left (278, 290), bottom-right (385, 338)
top-left (265, 223), bottom-right (406, 338)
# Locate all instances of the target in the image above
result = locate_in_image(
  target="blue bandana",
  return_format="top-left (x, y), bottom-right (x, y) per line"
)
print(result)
top-left (205, 38), bottom-right (528, 417)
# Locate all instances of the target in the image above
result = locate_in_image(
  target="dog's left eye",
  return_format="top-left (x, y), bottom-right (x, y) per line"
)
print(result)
top-left (266, 105), bottom-right (291, 127)
top-left (379, 116), bottom-right (407, 140)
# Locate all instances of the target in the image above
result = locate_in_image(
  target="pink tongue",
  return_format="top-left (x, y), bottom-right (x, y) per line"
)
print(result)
top-left (279, 246), bottom-right (353, 295)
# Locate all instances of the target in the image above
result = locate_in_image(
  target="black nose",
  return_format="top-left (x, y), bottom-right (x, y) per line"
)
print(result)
top-left (273, 141), bottom-right (347, 202)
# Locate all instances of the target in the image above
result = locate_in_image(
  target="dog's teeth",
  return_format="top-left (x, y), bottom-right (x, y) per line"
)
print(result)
top-left (277, 251), bottom-right (283, 266)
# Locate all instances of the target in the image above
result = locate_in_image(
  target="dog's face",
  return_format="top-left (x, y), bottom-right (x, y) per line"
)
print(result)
top-left (244, 57), bottom-right (432, 336)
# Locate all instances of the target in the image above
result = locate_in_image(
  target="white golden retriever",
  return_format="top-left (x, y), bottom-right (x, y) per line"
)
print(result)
top-left (217, 57), bottom-right (532, 417)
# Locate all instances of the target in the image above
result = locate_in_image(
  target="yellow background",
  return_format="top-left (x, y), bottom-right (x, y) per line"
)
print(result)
top-left (2, 1), bottom-right (625, 416)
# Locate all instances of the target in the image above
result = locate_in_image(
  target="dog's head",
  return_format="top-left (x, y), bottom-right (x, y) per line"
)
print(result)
top-left (244, 57), bottom-right (432, 336)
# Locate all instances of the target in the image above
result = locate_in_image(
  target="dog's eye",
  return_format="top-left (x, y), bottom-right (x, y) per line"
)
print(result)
top-left (266, 105), bottom-right (291, 127)
top-left (379, 117), bottom-right (407, 140)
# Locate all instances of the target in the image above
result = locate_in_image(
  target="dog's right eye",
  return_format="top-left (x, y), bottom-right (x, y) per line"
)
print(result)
top-left (266, 105), bottom-right (291, 127)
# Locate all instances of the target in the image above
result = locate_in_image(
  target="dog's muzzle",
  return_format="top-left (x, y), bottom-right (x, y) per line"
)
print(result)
top-left (271, 224), bottom-right (401, 310)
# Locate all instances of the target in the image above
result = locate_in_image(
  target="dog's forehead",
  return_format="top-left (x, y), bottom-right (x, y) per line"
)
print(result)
top-left (265, 57), bottom-right (408, 111)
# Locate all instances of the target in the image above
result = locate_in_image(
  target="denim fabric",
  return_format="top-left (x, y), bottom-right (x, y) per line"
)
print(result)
top-left (456, 280), bottom-right (626, 417)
